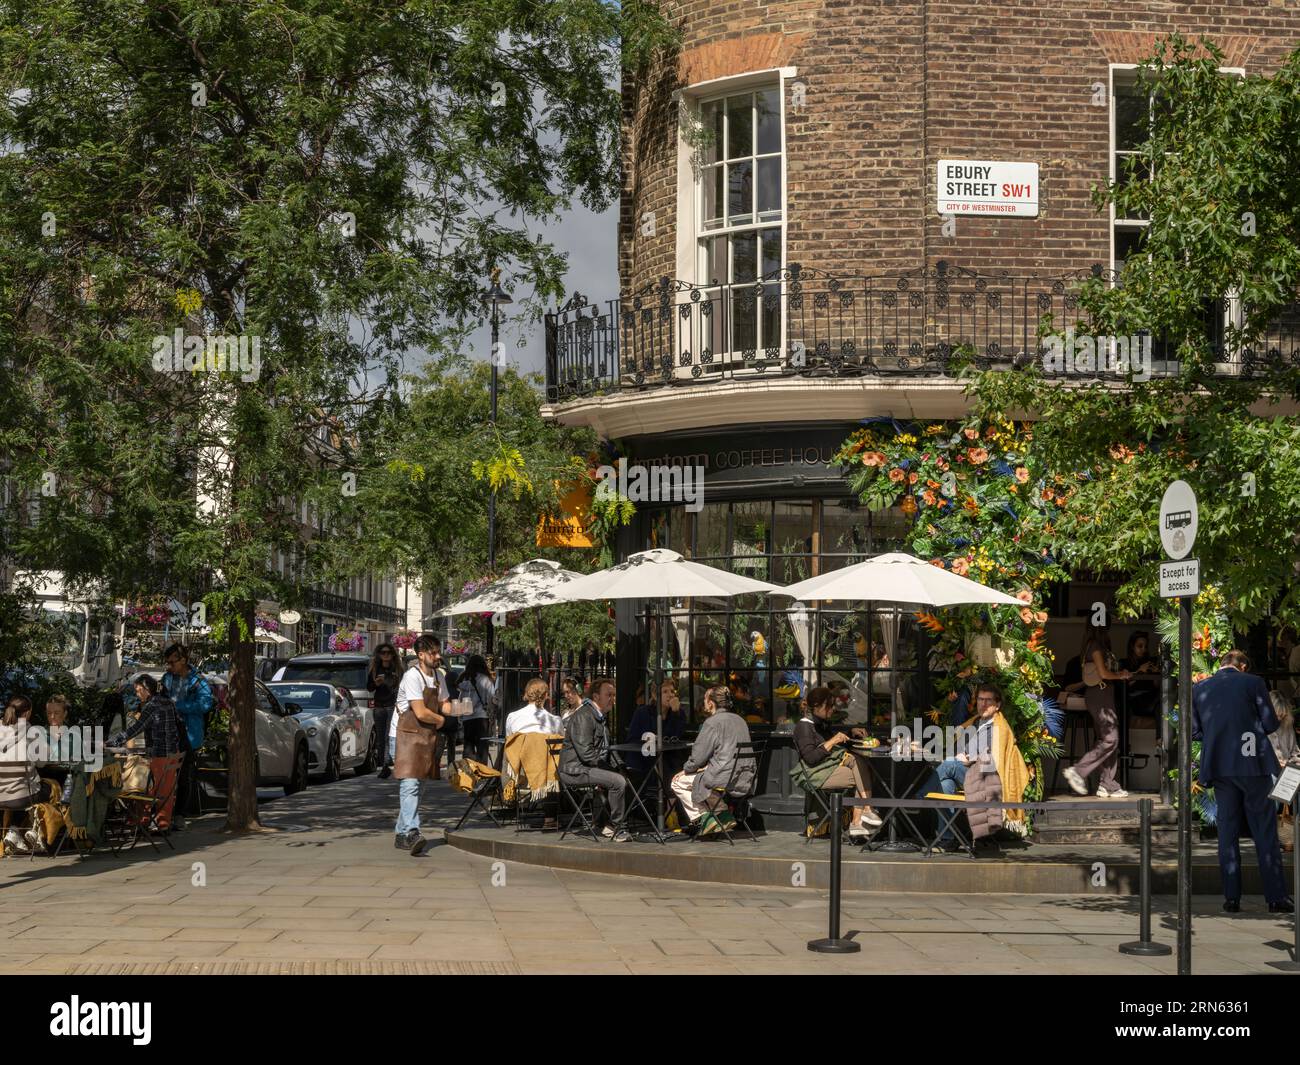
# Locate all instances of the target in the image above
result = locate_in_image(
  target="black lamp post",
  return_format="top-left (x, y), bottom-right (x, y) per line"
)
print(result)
top-left (482, 270), bottom-right (512, 729)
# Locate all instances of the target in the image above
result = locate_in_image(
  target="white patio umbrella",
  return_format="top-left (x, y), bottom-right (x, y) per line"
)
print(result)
top-left (555, 548), bottom-right (786, 835)
top-left (781, 552), bottom-right (1022, 850)
top-left (433, 559), bottom-right (586, 728)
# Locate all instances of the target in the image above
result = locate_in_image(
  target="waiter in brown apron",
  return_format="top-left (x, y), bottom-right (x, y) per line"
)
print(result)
top-left (392, 634), bottom-right (451, 855)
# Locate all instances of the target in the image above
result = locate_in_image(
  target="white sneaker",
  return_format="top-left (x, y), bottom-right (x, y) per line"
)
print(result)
top-left (23, 828), bottom-right (46, 854)
top-left (849, 825), bottom-right (873, 839)
top-left (1062, 767), bottom-right (1087, 796)
top-left (1099, 787), bottom-right (1129, 799)
top-left (600, 825), bottom-right (615, 838)
top-left (861, 809), bottom-right (884, 828)
top-left (2, 830), bottom-right (30, 855)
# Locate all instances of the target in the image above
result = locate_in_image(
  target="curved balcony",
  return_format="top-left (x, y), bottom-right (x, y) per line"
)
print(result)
top-left (543, 262), bottom-right (1300, 405)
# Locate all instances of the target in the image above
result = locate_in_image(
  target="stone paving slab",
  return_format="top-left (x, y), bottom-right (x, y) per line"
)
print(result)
top-left (1, 771), bottom-right (1293, 974)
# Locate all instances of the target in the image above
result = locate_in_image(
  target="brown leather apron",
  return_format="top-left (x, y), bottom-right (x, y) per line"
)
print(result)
top-left (393, 669), bottom-right (445, 780)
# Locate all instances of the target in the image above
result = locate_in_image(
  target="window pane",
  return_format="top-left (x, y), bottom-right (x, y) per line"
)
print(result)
top-left (727, 160), bottom-right (753, 225)
top-left (703, 235), bottom-right (726, 285)
top-left (695, 502), bottom-right (728, 563)
top-left (772, 501), bottom-right (814, 586)
top-left (1114, 153), bottom-right (1150, 220)
top-left (702, 165), bottom-right (723, 229)
top-left (726, 94), bottom-right (752, 158)
top-left (1114, 84), bottom-right (1149, 152)
top-left (702, 99), bottom-right (723, 164)
top-left (731, 231), bottom-right (758, 283)
top-left (761, 227), bottom-right (782, 278)
top-left (1114, 227), bottom-right (1146, 272)
top-left (757, 156), bottom-right (782, 220)
top-left (756, 88), bottom-right (781, 154)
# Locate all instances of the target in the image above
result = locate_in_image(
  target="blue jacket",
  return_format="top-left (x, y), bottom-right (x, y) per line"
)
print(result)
top-left (163, 667), bottom-right (213, 750)
top-left (1191, 667), bottom-right (1280, 787)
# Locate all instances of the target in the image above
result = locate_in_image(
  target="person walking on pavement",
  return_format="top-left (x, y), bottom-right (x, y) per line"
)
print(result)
top-left (1193, 650), bottom-right (1294, 914)
top-left (367, 643), bottom-right (401, 779)
top-left (391, 635), bottom-right (450, 855)
top-left (1062, 620), bottom-right (1131, 799)
top-left (160, 643), bottom-right (213, 828)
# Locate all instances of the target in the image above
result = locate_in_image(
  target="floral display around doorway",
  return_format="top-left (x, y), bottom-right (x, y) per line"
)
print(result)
top-left (833, 418), bottom-right (1070, 805)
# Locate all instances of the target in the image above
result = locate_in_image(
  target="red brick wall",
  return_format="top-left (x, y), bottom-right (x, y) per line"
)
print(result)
top-left (619, 1), bottom-right (1300, 297)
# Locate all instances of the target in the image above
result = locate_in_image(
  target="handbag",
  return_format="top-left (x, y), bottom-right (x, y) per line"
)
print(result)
top-left (449, 758), bottom-right (501, 795)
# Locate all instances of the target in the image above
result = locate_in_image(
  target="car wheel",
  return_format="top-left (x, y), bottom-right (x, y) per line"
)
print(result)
top-left (324, 733), bottom-right (341, 783)
top-left (285, 743), bottom-right (308, 794)
top-left (356, 727), bottom-right (378, 775)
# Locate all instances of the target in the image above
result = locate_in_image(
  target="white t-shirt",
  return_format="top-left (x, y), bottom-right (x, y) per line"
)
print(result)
top-left (505, 704), bottom-right (563, 737)
top-left (392, 663), bottom-right (448, 740)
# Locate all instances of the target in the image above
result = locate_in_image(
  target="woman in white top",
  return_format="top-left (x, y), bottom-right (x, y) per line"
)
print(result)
top-left (506, 679), bottom-right (563, 737)
top-left (457, 654), bottom-right (499, 763)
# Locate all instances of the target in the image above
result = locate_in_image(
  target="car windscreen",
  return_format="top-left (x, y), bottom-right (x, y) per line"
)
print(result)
top-left (268, 685), bottom-right (333, 711)
top-left (279, 662), bottom-right (368, 693)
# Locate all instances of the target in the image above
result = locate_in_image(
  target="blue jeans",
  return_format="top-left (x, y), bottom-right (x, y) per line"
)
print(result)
top-left (921, 758), bottom-right (968, 843)
top-left (390, 735), bottom-right (421, 836)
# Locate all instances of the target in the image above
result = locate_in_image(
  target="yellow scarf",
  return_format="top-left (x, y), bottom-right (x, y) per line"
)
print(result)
top-left (962, 711), bottom-right (1030, 835)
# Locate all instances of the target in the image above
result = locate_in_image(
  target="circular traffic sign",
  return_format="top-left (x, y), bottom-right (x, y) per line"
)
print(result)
top-left (1159, 480), bottom-right (1198, 560)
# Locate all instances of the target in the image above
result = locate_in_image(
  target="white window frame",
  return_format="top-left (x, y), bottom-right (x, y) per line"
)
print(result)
top-left (673, 68), bottom-right (793, 366)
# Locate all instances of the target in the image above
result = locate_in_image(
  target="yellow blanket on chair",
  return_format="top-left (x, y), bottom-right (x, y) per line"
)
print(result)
top-left (502, 733), bottom-right (562, 803)
top-left (960, 710), bottom-right (1030, 835)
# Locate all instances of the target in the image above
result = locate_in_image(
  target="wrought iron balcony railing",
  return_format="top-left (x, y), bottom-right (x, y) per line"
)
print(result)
top-left (544, 262), bottom-right (1300, 402)
top-left (304, 587), bottom-right (404, 626)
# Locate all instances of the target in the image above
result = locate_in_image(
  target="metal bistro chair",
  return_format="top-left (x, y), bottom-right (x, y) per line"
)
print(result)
top-left (551, 738), bottom-right (604, 842)
top-left (111, 752), bottom-right (185, 854)
top-left (512, 734), bottom-right (563, 833)
top-left (699, 739), bottom-right (765, 846)
top-left (803, 783), bottom-right (854, 845)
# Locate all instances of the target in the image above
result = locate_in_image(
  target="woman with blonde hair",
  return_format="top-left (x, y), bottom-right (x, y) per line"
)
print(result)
top-left (506, 678), bottom-right (563, 737)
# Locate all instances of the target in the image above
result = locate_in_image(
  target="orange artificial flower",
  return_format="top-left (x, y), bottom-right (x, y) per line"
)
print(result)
top-left (1015, 467), bottom-right (1029, 483)
top-left (1016, 589), bottom-right (1033, 603)
top-left (951, 556), bottom-right (970, 576)
top-left (1019, 607), bottom-right (1035, 624)
top-left (963, 496), bottom-right (979, 515)
top-left (963, 428), bottom-right (980, 440)
top-left (1041, 487), bottom-right (1055, 501)
top-left (968, 448), bottom-right (989, 464)
top-left (923, 489), bottom-right (938, 506)
top-left (908, 471), bottom-right (919, 484)
top-left (888, 467), bottom-right (906, 483)
top-left (862, 451), bottom-right (887, 467)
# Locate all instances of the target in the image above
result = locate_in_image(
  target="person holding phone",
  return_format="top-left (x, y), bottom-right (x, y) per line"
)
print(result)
top-left (367, 643), bottom-right (402, 779)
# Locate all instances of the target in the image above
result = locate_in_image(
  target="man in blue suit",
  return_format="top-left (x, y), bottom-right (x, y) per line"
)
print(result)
top-left (1192, 650), bottom-right (1294, 913)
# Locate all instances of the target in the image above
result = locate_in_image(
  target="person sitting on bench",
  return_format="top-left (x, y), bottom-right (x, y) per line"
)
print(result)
top-left (670, 686), bottom-right (754, 835)
top-left (792, 686), bottom-right (882, 839)
top-left (920, 682), bottom-right (1029, 850)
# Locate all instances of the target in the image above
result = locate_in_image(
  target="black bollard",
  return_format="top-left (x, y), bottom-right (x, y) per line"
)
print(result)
top-left (1120, 797), bottom-right (1171, 957)
top-left (808, 791), bottom-right (860, 954)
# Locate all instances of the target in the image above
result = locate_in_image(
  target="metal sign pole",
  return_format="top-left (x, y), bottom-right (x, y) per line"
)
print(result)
top-left (1177, 591), bottom-right (1193, 975)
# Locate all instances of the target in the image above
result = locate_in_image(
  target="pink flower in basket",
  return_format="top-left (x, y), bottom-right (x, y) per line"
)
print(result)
top-left (392, 632), bottom-right (417, 650)
top-left (328, 629), bottom-right (365, 652)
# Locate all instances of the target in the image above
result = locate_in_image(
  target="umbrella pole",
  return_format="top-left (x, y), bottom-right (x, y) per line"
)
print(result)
top-left (656, 596), bottom-right (665, 835)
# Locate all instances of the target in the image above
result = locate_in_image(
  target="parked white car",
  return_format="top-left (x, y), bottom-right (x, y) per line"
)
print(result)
top-left (199, 675), bottom-right (311, 793)
top-left (267, 681), bottom-right (377, 782)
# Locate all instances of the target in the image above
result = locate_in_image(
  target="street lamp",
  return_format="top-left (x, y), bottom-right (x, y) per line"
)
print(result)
top-left (481, 270), bottom-right (512, 687)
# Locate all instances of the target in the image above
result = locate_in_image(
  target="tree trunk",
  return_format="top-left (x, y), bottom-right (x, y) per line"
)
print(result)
top-left (223, 597), bottom-right (263, 832)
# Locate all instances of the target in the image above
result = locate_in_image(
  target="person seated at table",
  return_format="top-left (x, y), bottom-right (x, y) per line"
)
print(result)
top-left (559, 675), bottom-right (585, 720)
top-left (106, 674), bottom-right (185, 831)
top-left (623, 678), bottom-right (686, 781)
top-left (920, 682), bottom-right (1030, 850)
top-left (1, 696), bottom-right (54, 855)
top-left (793, 686), bottom-right (882, 839)
top-left (559, 677), bottom-right (631, 843)
top-left (506, 679), bottom-right (564, 737)
top-left (1123, 631), bottom-right (1161, 717)
top-left (36, 694), bottom-right (74, 789)
top-left (671, 686), bottom-right (754, 835)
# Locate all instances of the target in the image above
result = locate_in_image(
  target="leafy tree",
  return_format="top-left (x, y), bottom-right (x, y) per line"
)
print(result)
top-left (0, 0), bottom-right (673, 830)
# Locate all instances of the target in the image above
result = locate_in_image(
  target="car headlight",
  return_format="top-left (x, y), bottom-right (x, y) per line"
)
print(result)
top-left (307, 726), bottom-right (318, 737)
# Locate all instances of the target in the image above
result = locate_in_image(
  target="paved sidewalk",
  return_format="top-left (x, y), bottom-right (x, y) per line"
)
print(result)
top-left (1, 773), bottom-right (1294, 974)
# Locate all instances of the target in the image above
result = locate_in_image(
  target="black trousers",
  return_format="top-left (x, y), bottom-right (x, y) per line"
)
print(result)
top-left (372, 706), bottom-right (394, 766)
top-left (460, 718), bottom-right (489, 764)
top-left (1214, 774), bottom-right (1288, 904)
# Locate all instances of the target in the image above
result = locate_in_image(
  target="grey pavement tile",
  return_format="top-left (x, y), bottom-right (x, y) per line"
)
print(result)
top-left (654, 939), bottom-right (721, 956)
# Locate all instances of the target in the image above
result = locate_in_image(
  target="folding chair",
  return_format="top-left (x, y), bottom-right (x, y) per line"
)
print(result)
top-left (553, 740), bottom-right (605, 841)
top-left (452, 759), bottom-right (506, 831)
top-left (112, 752), bottom-right (184, 854)
top-left (697, 740), bottom-right (765, 846)
top-left (802, 784), bottom-right (854, 844)
top-left (513, 735), bottom-right (562, 833)
top-left (923, 791), bottom-right (974, 856)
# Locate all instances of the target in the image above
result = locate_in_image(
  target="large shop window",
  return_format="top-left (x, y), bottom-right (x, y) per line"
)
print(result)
top-left (697, 87), bottom-right (784, 361)
top-left (640, 499), bottom-right (925, 727)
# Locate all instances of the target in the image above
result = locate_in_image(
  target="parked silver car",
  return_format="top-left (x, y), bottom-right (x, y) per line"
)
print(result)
top-left (273, 653), bottom-right (375, 714)
top-left (268, 681), bottom-right (377, 781)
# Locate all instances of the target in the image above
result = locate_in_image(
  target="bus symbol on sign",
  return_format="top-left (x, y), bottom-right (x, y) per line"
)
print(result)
top-left (1165, 510), bottom-right (1192, 530)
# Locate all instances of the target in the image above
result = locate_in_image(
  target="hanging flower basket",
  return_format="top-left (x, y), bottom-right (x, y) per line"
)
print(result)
top-left (328, 629), bottom-right (365, 652)
top-left (120, 596), bottom-right (170, 627)
top-left (392, 630), bottom-right (418, 651)
top-left (254, 611), bottom-right (280, 634)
